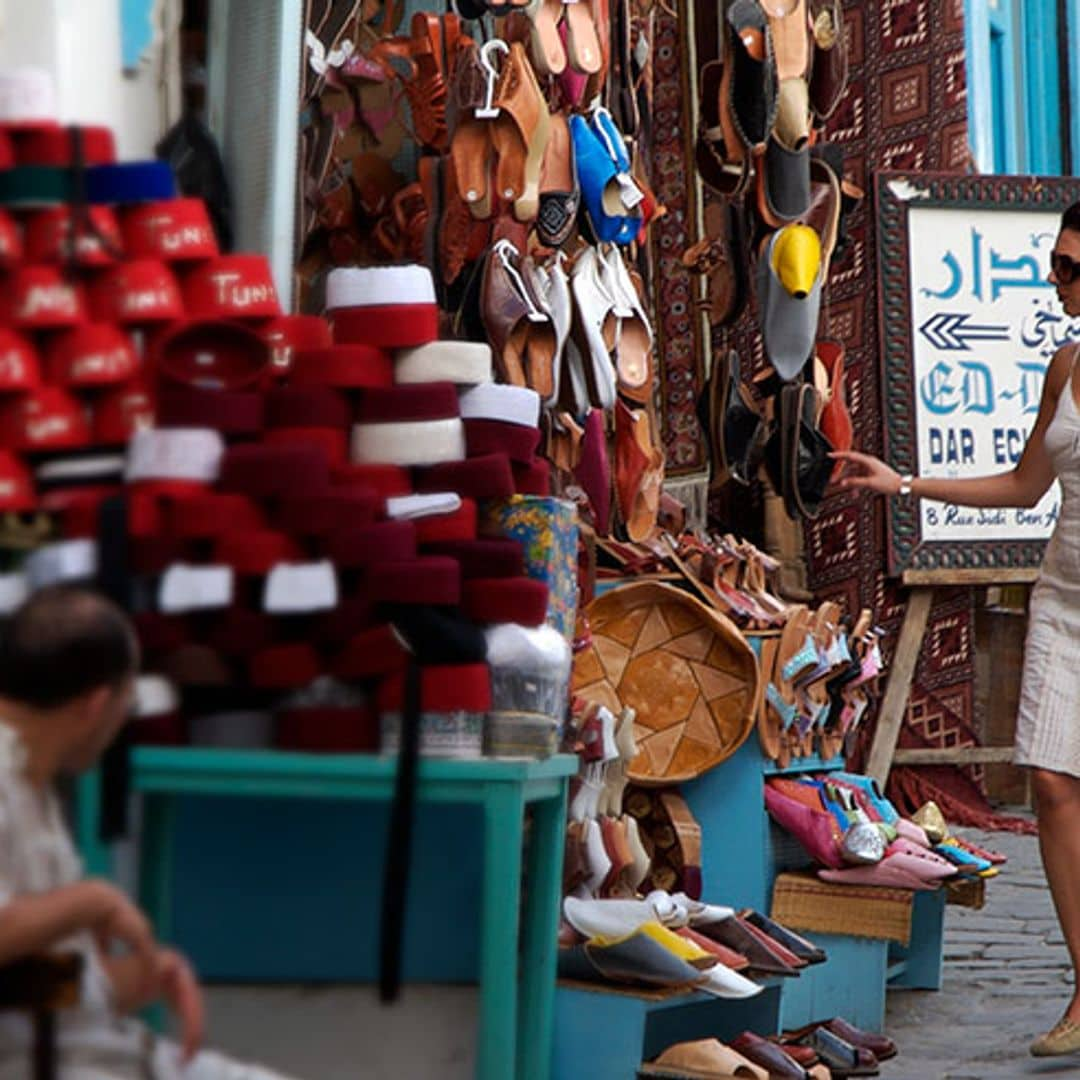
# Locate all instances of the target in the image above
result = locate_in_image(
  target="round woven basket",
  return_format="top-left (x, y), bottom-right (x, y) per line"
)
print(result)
top-left (573, 582), bottom-right (761, 783)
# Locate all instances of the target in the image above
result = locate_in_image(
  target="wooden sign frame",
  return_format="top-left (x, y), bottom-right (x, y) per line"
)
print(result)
top-left (876, 170), bottom-right (1080, 584)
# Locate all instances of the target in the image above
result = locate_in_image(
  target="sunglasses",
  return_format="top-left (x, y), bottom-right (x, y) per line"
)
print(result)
top-left (1051, 251), bottom-right (1080, 285)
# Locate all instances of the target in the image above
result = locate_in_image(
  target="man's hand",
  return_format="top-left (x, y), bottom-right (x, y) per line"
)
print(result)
top-left (100, 946), bottom-right (205, 1064)
top-left (157, 948), bottom-right (204, 1063)
top-left (83, 880), bottom-right (157, 968)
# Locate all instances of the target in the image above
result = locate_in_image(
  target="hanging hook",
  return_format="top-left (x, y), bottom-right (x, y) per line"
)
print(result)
top-left (475, 39), bottom-right (510, 119)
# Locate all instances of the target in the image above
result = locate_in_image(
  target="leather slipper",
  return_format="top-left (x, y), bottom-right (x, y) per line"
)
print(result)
top-left (758, 77), bottom-right (812, 225)
top-left (614, 401), bottom-right (663, 542)
top-left (803, 1026), bottom-right (880, 1077)
top-left (575, 407), bottom-right (612, 535)
top-left (696, 61), bottom-right (751, 194)
top-left (528, 254), bottom-right (571, 407)
top-left (806, 156), bottom-right (842, 276)
top-left (641, 1038), bottom-right (768, 1079)
top-left (481, 238), bottom-right (557, 396)
top-left (789, 382), bottom-right (834, 519)
top-left (570, 246), bottom-right (618, 409)
top-left (602, 248), bottom-right (653, 402)
top-left (572, 109), bottom-right (642, 245)
top-left (769, 0), bottom-right (810, 81)
top-left (730, 1032), bottom-right (811, 1079)
top-left (683, 198), bottom-right (750, 329)
top-left (721, 0), bottom-right (779, 156)
top-left (449, 42), bottom-right (496, 219)
top-left (818, 340), bottom-right (852, 477)
top-left (526, 0), bottom-right (567, 74)
top-left (537, 113), bottom-right (580, 248)
top-left (809, 0), bottom-right (849, 123)
top-left (563, 0), bottom-right (603, 74)
top-left (491, 42), bottom-right (551, 222)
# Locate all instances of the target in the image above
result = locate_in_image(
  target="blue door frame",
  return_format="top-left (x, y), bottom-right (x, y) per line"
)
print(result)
top-left (965, 0), bottom-right (1066, 175)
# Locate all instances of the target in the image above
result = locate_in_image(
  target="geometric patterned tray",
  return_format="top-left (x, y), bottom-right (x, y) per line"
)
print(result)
top-left (573, 582), bottom-right (761, 784)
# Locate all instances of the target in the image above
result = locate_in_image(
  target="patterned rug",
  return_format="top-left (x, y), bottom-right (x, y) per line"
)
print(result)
top-left (655, 0), bottom-right (1030, 830)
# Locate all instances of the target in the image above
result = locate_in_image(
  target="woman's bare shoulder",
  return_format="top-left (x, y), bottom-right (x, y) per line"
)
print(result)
top-left (1044, 344), bottom-right (1078, 399)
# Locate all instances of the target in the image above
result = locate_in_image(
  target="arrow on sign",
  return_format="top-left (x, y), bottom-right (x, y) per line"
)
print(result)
top-left (918, 312), bottom-right (1011, 351)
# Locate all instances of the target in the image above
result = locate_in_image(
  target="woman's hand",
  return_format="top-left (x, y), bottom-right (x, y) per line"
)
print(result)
top-left (830, 450), bottom-right (903, 496)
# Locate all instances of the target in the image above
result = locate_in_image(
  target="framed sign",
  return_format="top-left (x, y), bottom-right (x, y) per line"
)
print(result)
top-left (877, 171), bottom-right (1080, 580)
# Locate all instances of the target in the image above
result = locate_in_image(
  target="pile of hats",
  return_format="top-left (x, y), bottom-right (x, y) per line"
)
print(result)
top-left (0, 69), bottom-right (567, 757)
top-left (122, 261), bottom-right (559, 755)
top-left (0, 68), bottom-right (330, 541)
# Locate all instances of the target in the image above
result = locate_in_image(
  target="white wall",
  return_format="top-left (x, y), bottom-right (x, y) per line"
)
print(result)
top-left (0, 0), bottom-right (179, 159)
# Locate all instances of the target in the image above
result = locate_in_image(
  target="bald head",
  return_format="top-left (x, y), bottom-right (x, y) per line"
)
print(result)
top-left (0, 586), bottom-right (138, 709)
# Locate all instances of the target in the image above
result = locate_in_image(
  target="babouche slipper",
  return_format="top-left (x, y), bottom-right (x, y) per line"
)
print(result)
top-left (641, 1038), bottom-right (767, 1079)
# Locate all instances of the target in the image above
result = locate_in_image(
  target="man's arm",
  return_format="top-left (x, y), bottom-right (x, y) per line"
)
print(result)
top-left (0, 880), bottom-right (155, 967)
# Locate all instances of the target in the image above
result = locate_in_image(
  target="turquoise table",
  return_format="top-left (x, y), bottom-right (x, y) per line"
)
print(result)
top-left (76, 749), bottom-right (578, 1080)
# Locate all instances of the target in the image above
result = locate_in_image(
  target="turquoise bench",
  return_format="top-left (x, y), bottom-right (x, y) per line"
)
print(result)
top-left (76, 749), bottom-right (578, 1080)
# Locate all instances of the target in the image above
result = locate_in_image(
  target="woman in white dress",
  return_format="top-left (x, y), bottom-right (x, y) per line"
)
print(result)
top-left (834, 201), bottom-right (1080, 1058)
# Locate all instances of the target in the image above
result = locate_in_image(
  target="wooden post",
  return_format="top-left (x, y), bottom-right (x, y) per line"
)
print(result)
top-left (866, 587), bottom-right (934, 785)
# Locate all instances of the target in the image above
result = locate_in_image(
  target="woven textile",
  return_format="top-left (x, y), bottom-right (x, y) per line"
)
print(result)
top-left (653, 0), bottom-right (1017, 827)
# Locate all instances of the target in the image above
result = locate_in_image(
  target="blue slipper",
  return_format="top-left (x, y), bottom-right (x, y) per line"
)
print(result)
top-left (570, 114), bottom-right (640, 245)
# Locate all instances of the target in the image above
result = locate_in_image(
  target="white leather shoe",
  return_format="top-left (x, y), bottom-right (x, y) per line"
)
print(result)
top-left (570, 246), bottom-right (618, 409)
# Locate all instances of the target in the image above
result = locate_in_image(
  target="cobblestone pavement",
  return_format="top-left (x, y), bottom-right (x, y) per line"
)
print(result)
top-left (879, 818), bottom-right (1080, 1080)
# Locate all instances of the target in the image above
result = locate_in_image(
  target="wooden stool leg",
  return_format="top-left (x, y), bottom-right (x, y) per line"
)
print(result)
top-left (33, 1009), bottom-right (56, 1080)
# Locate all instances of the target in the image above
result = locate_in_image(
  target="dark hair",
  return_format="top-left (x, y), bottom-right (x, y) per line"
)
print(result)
top-left (0, 586), bottom-right (138, 708)
top-left (1062, 202), bottom-right (1080, 233)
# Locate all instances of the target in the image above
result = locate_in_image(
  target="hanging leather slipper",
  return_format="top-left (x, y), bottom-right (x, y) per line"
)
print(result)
top-left (491, 42), bottom-right (551, 222)
top-left (528, 254), bottom-right (570, 407)
top-left (449, 42), bottom-right (496, 219)
top-left (769, 0), bottom-right (810, 81)
top-left (614, 401), bottom-right (664, 542)
top-left (720, 0), bottom-right (780, 156)
top-left (572, 109), bottom-right (642, 245)
top-left (603, 248), bottom-right (654, 403)
top-left (789, 382), bottom-right (834, 519)
top-left (696, 61), bottom-right (751, 195)
top-left (563, 0), bottom-right (603, 74)
top-left (818, 340), bottom-right (851, 478)
top-left (758, 78), bottom-right (812, 226)
top-left (809, 0), bottom-right (849, 123)
top-left (805, 156), bottom-right (842, 278)
top-left (575, 407), bottom-right (613, 535)
top-left (748, 630), bottom-right (784, 762)
top-left (481, 238), bottom-right (557, 396)
top-left (682, 197), bottom-right (749, 328)
top-left (526, 0), bottom-right (567, 75)
top-left (537, 113), bottom-right (580, 248)
top-left (570, 245), bottom-right (618, 409)
top-left (722, 350), bottom-right (765, 486)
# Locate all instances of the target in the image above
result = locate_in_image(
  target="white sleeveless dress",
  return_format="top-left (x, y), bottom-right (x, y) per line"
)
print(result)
top-left (1015, 354), bottom-right (1080, 776)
